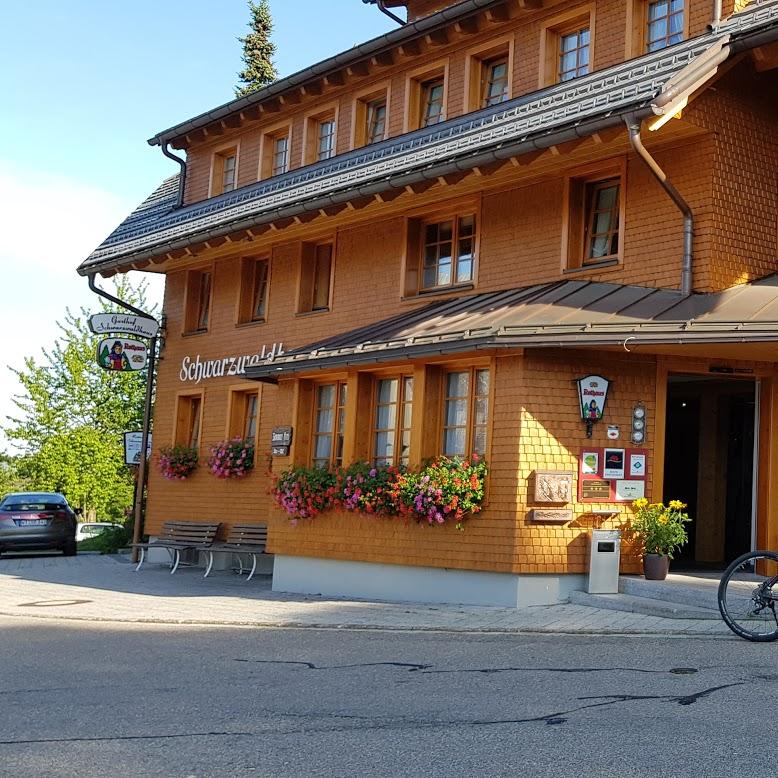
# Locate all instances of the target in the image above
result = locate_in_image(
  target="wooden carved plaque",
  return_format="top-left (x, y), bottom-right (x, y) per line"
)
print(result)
top-left (530, 509), bottom-right (573, 524)
top-left (534, 471), bottom-right (574, 504)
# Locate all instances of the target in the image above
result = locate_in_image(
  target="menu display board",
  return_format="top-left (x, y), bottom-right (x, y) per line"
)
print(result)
top-left (578, 447), bottom-right (648, 503)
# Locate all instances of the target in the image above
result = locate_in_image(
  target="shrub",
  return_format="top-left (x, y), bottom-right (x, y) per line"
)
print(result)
top-left (157, 445), bottom-right (199, 480)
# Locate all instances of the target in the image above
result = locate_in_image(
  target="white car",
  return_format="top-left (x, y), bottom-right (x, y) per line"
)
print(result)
top-left (75, 522), bottom-right (123, 543)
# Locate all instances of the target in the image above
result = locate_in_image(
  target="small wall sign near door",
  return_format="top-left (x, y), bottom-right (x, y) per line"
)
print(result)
top-left (271, 426), bottom-right (293, 456)
top-left (576, 375), bottom-right (610, 438)
top-left (578, 447), bottom-right (648, 502)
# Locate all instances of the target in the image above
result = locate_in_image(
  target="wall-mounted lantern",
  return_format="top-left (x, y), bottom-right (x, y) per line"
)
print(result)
top-left (576, 374), bottom-right (610, 438)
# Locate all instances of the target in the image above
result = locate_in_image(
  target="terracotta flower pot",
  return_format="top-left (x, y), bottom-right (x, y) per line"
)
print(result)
top-left (643, 553), bottom-right (671, 581)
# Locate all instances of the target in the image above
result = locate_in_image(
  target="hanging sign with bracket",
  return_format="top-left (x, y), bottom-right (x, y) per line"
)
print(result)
top-left (576, 374), bottom-right (610, 438)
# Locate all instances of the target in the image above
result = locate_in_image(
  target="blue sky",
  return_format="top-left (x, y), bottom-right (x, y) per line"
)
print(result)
top-left (0, 0), bottom-right (395, 450)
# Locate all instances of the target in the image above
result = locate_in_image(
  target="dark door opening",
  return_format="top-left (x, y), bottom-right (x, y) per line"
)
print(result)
top-left (663, 377), bottom-right (756, 569)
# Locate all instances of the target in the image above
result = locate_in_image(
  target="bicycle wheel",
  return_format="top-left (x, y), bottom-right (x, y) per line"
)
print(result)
top-left (718, 551), bottom-right (778, 642)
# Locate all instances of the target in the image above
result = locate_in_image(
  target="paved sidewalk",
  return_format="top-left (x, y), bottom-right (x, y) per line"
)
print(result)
top-left (0, 554), bottom-right (733, 636)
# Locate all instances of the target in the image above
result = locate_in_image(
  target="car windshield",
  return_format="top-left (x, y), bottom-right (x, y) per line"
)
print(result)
top-left (1, 500), bottom-right (65, 511)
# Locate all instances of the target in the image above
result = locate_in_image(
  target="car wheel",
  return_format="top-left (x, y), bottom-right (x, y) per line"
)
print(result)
top-left (63, 539), bottom-right (77, 557)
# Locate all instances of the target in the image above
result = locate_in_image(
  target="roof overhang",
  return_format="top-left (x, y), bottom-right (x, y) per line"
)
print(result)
top-left (243, 277), bottom-right (778, 382)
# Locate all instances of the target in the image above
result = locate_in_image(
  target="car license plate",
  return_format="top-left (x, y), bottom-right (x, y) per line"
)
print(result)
top-left (16, 519), bottom-right (48, 526)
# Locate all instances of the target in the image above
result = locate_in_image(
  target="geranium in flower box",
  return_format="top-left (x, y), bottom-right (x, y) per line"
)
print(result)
top-left (272, 465), bottom-right (338, 519)
top-left (208, 437), bottom-right (255, 479)
top-left (157, 445), bottom-right (199, 481)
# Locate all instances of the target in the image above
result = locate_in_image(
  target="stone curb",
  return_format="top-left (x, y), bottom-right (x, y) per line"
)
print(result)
top-left (0, 607), bottom-right (736, 638)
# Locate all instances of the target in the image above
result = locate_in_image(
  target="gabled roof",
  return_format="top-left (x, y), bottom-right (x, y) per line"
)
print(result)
top-left (78, 0), bottom-right (778, 277)
top-left (243, 275), bottom-right (778, 381)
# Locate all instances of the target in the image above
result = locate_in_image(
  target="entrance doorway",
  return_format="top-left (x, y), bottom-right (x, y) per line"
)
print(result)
top-left (663, 376), bottom-right (757, 569)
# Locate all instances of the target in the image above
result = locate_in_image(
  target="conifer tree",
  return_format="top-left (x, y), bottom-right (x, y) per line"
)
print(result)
top-left (235, 0), bottom-right (278, 98)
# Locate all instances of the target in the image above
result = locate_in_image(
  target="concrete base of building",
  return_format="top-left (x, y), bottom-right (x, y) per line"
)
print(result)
top-left (272, 555), bottom-right (586, 607)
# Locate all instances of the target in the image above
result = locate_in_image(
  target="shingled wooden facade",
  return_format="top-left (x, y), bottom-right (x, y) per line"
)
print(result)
top-left (80, 0), bottom-right (778, 605)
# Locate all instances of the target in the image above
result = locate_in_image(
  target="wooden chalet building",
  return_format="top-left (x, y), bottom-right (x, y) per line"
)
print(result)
top-left (79, 0), bottom-right (778, 606)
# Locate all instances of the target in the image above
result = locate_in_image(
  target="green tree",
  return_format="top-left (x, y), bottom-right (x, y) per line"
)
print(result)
top-left (0, 453), bottom-right (30, 497)
top-left (235, 0), bottom-right (277, 98)
top-left (3, 277), bottom-right (156, 520)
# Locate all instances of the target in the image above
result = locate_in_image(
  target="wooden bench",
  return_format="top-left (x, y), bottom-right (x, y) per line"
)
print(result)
top-left (134, 521), bottom-right (221, 575)
top-left (204, 524), bottom-right (268, 581)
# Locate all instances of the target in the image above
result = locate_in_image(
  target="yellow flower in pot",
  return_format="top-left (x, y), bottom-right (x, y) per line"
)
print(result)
top-left (629, 498), bottom-right (691, 580)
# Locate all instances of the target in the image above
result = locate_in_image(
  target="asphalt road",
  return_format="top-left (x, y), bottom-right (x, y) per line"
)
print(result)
top-left (0, 617), bottom-right (774, 778)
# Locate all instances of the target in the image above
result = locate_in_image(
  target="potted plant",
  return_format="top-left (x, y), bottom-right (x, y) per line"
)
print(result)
top-left (157, 445), bottom-right (199, 481)
top-left (629, 498), bottom-right (691, 580)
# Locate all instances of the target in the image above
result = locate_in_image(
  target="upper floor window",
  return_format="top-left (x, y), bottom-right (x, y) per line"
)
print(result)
top-left (354, 86), bottom-right (390, 148)
top-left (564, 164), bottom-right (624, 271)
top-left (184, 269), bottom-right (212, 333)
top-left (406, 63), bottom-right (447, 131)
top-left (559, 27), bottom-right (590, 82)
top-left (541, 11), bottom-right (593, 87)
top-left (211, 147), bottom-right (238, 195)
top-left (298, 242), bottom-right (334, 314)
top-left (366, 99), bottom-right (388, 144)
top-left (305, 107), bottom-right (338, 164)
top-left (584, 179), bottom-right (621, 261)
top-left (260, 124), bottom-right (291, 180)
top-left (481, 57), bottom-right (509, 107)
top-left (422, 215), bottom-right (476, 292)
top-left (442, 368), bottom-right (490, 458)
top-left (373, 376), bottom-right (413, 466)
top-left (272, 135), bottom-right (290, 176)
top-left (646, 0), bottom-right (685, 51)
top-left (421, 78), bottom-right (445, 127)
top-left (238, 258), bottom-right (269, 324)
top-left (312, 382), bottom-right (348, 468)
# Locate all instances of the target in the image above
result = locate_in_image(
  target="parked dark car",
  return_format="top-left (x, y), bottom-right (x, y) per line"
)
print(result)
top-left (0, 492), bottom-right (78, 556)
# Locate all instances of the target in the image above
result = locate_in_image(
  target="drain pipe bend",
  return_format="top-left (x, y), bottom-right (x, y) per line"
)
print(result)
top-left (88, 273), bottom-right (158, 563)
top-left (161, 143), bottom-right (187, 207)
top-left (363, 0), bottom-right (405, 26)
top-left (625, 117), bottom-right (694, 296)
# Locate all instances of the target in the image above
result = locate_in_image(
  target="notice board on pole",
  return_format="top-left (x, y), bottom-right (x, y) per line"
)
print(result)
top-left (578, 447), bottom-right (648, 502)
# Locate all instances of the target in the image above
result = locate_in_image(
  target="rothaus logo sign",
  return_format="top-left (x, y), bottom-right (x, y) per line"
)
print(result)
top-left (179, 343), bottom-right (284, 384)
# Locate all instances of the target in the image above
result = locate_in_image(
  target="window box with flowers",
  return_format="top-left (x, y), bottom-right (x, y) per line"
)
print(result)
top-left (158, 445), bottom-right (199, 481)
top-left (271, 455), bottom-right (488, 529)
top-left (208, 437), bottom-right (255, 479)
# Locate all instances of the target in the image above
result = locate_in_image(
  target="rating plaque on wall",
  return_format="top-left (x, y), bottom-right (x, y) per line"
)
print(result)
top-left (578, 447), bottom-right (648, 503)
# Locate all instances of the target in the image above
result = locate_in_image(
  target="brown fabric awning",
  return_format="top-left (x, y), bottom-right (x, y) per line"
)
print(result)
top-left (244, 277), bottom-right (778, 381)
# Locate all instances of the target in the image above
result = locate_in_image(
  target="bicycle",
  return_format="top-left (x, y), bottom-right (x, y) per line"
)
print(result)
top-left (718, 550), bottom-right (778, 641)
